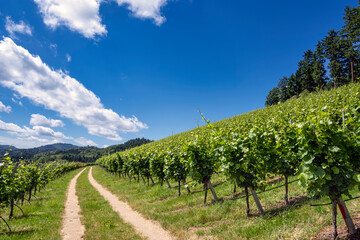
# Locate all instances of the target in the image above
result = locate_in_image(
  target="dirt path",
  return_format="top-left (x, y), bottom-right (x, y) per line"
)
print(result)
top-left (88, 167), bottom-right (174, 240)
top-left (61, 168), bottom-right (86, 240)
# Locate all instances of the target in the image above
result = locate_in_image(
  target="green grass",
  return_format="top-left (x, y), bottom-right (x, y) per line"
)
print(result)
top-left (0, 168), bottom-right (84, 240)
top-left (76, 167), bottom-right (143, 240)
top-left (92, 166), bottom-right (360, 239)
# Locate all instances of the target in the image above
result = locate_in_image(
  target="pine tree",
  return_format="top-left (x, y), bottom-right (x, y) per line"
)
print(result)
top-left (311, 43), bottom-right (328, 88)
top-left (341, 5), bottom-right (360, 83)
top-left (265, 87), bottom-right (280, 106)
top-left (321, 30), bottom-right (348, 87)
top-left (296, 50), bottom-right (317, 92)
top-left (287, 74), bottom-right (301, 96)
top-left (277, 76), bottom-right (290, 102)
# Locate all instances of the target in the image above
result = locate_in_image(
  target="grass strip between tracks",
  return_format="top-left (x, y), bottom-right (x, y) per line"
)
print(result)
top-left (76, 167), bottom-right (143, 240)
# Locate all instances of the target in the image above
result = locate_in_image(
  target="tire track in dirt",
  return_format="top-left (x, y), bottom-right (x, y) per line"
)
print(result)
top-left (88, 167), bottom-right (174, 240)
top-left (61, 168), bottom-right (86, 240)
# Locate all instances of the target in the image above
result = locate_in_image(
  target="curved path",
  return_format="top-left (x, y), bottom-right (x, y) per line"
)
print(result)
top-left (61, 168), bottom-right (86, 240)
top-left (88, 167), bottom-right (174, 240)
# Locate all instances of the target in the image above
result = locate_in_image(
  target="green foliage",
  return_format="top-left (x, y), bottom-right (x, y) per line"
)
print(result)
top-left (297, 106), bottom-right (360, 199)
top-left (265, 87), bottom-right (280, 106)
top-left (97, 83), bottom-right (360, 215)
top-left (164, 149), bottom-right (187, 182)
top-left (0, 153), bottom-right (83, 217)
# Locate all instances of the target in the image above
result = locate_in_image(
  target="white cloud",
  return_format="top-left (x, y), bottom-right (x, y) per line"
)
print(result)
top-left (0, 119), bottom-right (66, 139)
top-left (0, 37), bottom-right (147, 141)
top-left (0, 120), bottom-right (24, 135)
top-left (5, 16), bottom-right (32, 38)
top-left (115, 0), bottom-right (168, 25)
top-left (30, 114), bottom-right (65, 128)
top-left (0, 135), bottom-right (57, 149)
top-left (34, 0), bottom-right (107, 39)
top-left (33, 0), bottom-right (169, 38)
top-left (74, 137), bottom-right (97, 146)
top-left (0, 101), bottom-right (11, 113)
top-left (0, 119), bottom-right (97, 147)
top-left (66, 53), bottom-right (71, 62)
top-left (31, 125), bottom-right (68, 138)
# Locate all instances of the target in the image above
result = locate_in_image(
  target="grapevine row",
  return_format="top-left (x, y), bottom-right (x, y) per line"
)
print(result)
top-left (0, 155), bottom-right (83, 231)
top-left (97, 83), bottom-right (360, 239)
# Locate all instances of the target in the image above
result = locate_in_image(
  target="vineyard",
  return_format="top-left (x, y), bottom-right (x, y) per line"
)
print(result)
top-left (97, 83), bottom-right (360, 239)
top-left (0, 154), bottom-right (84, 231)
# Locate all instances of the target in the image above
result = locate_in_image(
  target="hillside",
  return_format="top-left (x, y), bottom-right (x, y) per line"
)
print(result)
top-left (3, 138), bottom-right (153, 162)
top-left (0, 145), bottom-right (18, 150)
top-left (0, 143), bottom-right (78, 159)
top-left (36, 143), bottom-right (78, 151)
top-left (98, 83), bottom-right (360, 239)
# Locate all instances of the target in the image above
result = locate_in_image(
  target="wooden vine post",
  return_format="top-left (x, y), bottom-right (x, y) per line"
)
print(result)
top-left (203, 180), bottom-right (219, 204)
top-left (331, 199), bottom-right (338, 239)
top-left (284, 176), bottom-right (289, 205)
top-left (165, 179), bottom-right (171, 188)
top-left (208, 180), bottom-right (219, 202)
top-left (329, 197), bottom-right (356, 240)
top-left (245, 187), bottom-right (250, 217)
top-left (337, 197), bottom-right (356, 234)
top-left (250, 188), bottom-right (264, 215)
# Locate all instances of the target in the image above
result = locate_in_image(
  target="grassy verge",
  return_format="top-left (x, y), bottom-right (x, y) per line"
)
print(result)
top-left (92, 166), bottom-right (360, 239)
top-left (0, 168), bottom-right (84, 240)
top-left (76, 167), bottom-right (143, 240)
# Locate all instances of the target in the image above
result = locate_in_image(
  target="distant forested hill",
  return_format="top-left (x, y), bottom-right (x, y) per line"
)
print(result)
top-left (0, 145), bottom-right (18, 150)
top-left (0, 143), bottom-right (78, 159)
top-left (1, 138), bottom-right (152, 163)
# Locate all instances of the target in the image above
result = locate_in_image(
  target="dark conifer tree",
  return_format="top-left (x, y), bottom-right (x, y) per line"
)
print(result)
top-left (296, 50), bottom-right (317, 92)
top-left (287, 74), bottom-right (301, 96)
top-left (277, 76), bottom-right (290, 102)
top-left (265, 87), bottom-right (280, 106)
top-left (311, 43), bottom-right (328, 88)
top-left (322, 30), bottom-right (348, 87)
top-left (341, 5), bottom-right (360, 83)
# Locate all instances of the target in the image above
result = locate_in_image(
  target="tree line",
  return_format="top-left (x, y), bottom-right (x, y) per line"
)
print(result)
top-left (2, 138), bottom-right (152, 163)
top-left (266, 3), bottom-right (360, 106)
top-left (33, 138), bottom-right (152, 163)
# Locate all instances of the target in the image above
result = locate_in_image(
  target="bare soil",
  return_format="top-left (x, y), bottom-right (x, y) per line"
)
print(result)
top-left (61, 168), bottom-right (86, 240)
top-left (88, 167), bottom-right (174, 240)
top-left (314, 214), bottom-right (360, 240)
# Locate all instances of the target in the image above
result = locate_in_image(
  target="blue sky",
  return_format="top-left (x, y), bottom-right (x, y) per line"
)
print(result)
top-left (0, 0), bottom-right (357, 148)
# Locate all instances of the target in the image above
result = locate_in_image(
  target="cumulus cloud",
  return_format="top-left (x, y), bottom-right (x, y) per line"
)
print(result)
top-left (31, 125), bottom-right (67, 138)
top-left (33, 0), bottom-right (169, 38)
top-left (0, 119), bottom-right (97, 147)
top-left (34, 0), bottom-right (107, 39)
top-left (0, 119), bottom-right (66, 139)
top-left (0, 37), bottom-right (147, 141)
top-left (30, 114), bottom-right (65, 128)
top-left (0, 101), bottom-right (11, 113)
top-left (5, 16), bottom-right (32, 38)
top-left (115, 0), bottom-right (168, 25)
